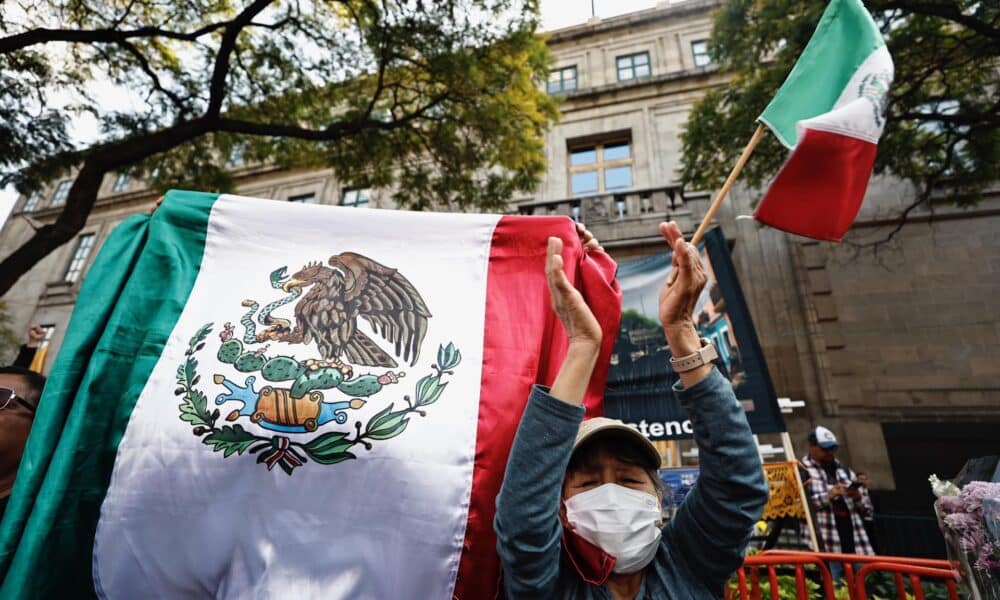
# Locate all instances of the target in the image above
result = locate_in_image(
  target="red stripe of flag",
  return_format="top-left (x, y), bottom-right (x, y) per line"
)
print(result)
top-left (452, 215), bottom-right (622, 599)
top-left (754, 128), bottom-right (878, 242)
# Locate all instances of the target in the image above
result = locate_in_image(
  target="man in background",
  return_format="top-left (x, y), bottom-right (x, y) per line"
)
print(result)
top-left (801, 426), bottom-right (874, 582)
top-left (0, 366), bottom-right (46, 520)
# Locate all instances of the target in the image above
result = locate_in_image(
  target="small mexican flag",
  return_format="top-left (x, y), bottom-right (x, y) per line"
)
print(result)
top-left (755, 0), bottom-right (894, 241)
top-left (0, 191), bottom-right (620, 599)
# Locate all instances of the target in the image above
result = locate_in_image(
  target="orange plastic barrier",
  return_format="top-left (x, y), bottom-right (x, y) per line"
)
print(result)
top-left (730, 550), bottom-right (959, 600)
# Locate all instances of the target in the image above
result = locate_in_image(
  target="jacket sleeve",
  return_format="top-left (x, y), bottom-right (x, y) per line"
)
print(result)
top-left (11, 345), bottom-right (36, 369)
top-left (661, 368), bottom-right (769, 593)
top-left (494, 385), bottom-right (584, 599)
top-left (806, 468), bottom-right (832, 510)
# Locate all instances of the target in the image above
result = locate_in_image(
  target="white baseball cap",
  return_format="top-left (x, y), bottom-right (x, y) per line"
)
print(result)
top-left (573, 417), bottom-right (662, 470)
top-left (809, 426), bottom-right (839, 449)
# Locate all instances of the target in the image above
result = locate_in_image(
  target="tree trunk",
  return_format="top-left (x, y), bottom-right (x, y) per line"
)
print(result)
top-left (0, 119), bottom-right (211, 296)
top-left (0, 165), bottom-right (105, 295)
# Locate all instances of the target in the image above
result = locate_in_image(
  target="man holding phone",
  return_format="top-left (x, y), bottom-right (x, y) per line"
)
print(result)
top-left (800, 426), bottom-right (874, 582)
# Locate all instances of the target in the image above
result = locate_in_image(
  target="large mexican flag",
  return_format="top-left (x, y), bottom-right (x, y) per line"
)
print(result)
top-left (0, 191), bottom-right (621, 598)
top-left (755, 0), bottom-right (894, 241)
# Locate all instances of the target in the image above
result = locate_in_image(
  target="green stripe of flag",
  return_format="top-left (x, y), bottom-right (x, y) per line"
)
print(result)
top-left (758, 0), bottom-right (885, 148)
top-left (0, 190), bottom-right (219, 598)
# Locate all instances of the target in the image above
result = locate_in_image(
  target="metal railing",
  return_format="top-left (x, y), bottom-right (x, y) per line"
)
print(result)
top-left (730, 550), bottom-right (960, 600)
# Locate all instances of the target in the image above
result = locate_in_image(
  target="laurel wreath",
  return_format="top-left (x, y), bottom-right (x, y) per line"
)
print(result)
top-left (176, 322), bottom-right (461, 475)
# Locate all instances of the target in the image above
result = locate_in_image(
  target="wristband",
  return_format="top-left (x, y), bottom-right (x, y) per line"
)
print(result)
top-left (669, 338), bottom-right (718, 373)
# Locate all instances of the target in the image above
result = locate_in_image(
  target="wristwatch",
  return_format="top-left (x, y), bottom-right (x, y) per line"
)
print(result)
top-left (669, 338), bottom-right (718, 373)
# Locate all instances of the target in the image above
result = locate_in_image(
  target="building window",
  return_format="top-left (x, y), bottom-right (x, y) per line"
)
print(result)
top-left (547, 66), bottom-right (578, 94)
top-left (341, 188), bottom-right (370, 208)
top-left (112, 173), bottom-right (130, 192)
top-left (568, 139), bottom-right (634, 197)
top-left (616, 52), bottom-right (651, 81)
top-left (63, 233), bottom-right (96, 283)
top-left (21, 191), bottom-right (41, 212)
top-left (691, 40), bottom-right (712, 68)
top-left (50, 180), bottom-right (71, 206)
top-left (226, 143), bottom-right (247, 167)
top-left (289, 193), bottom-right (317, 204)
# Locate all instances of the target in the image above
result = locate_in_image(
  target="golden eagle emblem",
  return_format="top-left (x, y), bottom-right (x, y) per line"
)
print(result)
top-left (177, 254), bottom-right (457, 475)
top-left (256, 252), bottom-right (431, 376)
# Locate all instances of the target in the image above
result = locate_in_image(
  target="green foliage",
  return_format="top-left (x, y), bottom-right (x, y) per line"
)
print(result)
top-left (364, 403), bottom-right (411, 440)
top-left (729, 568), bottom-right (951, 600)
top-left (681, 0), bottom-right (1000, 211)
top-left (301, 431), bottom-right (356, 465)
top-left (414, 342), bottom-right (462, 407)
top-left (178, 387), bottom-right (213, 428)
top-left (415, 374), bottom-right (447, 407)
top-left (0, 0), bottom-right (558, 291)
top-left (436, 342), bottom-right (462, 371)
top-left (865, 571), bottom-right (951, 600)
top-left (2, 0), bottom-right (556, 204)
top-left (203, 425), bottom-right (258, 458)
top-left (177, 357), bottom-right (213, 427)
top-left (620, 308), bottom-right (660, 330)
top-left (729, 573), bottom-right (821, 599)
top-left (177, 322), bottom-right (215, 428)
top-left (188, 322), bottom-right (212, 351)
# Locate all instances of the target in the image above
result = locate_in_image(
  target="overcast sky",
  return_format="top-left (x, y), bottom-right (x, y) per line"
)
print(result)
top-left (0, 0), bottom-right (663, 229)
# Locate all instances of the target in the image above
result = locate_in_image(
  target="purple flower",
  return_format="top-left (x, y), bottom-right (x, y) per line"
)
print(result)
top-left (934, 481), bottom-right (1000, 579)
top-left (936, 495), bottom-right (964, 515)
top-left (945, 511), bottom-right (981, 531)
top-left (974, 544), bottom-right (1000, 575)
top-left (961, 482), bottom-right (1000, 514)
top-left (960, 528), bottom-right (985, 554)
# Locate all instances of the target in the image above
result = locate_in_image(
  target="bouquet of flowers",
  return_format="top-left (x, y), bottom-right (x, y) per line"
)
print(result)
top-left (930, 475), bottom-right (1000, 599)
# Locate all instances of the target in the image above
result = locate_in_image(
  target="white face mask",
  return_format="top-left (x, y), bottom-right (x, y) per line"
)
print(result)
top-left (564, 483), bottom-right (662, 574)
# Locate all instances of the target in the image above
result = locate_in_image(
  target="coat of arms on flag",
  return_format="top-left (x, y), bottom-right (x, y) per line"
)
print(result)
top-left (176, 253), bottom-right (461, 475)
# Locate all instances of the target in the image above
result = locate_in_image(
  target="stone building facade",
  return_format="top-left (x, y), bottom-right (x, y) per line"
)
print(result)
top-left (2, 0), bottom-right (998, 538)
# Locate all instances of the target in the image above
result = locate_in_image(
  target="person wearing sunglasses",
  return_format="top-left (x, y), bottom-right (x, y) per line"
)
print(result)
top-left (0, 366), bottom-right (46, 521)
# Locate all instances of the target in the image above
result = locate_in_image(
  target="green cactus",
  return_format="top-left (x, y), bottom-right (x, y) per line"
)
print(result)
top-left (217, 340), bottom-right (243, 364)
top-left (337, 375), bottom-right (384, 397)
top-left (261, 356), bottom-right (305, 381)
top-left (234, 353), bottom-right (266, 372)
top-left (290, 367), bottom-right (346, 398)
top-left (215, 340), bottom-right (395, 400)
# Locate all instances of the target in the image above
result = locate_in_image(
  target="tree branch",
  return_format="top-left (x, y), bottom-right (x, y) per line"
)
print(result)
top-left (845, 134), bottom-right (962, 251)
top-left (872, 0), bottom-right (1000, 41)
top-left (215, 93), bottom-right (448, 139)
top-left (0, 22), bottom-right (229, 54)
top-left (0, 82), bottom-right (450, 293)
top-left (896, 98), bottom-right (1000, 126)
top-left (116, 39), bottom-right (189, 113)
top-left (0, 115), bottom-right (215, 293)
top-left (205, 0), bottom-right (275, 118)
top-left (111, 0), bottom-right (140, 29)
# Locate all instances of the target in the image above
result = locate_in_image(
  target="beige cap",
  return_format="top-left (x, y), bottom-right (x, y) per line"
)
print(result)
top-left (572, 417), bottom-right (663, 470)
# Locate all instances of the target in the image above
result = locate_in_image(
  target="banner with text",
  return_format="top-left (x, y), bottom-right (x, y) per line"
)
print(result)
top-left (603, 227), bottom-right (785, 440)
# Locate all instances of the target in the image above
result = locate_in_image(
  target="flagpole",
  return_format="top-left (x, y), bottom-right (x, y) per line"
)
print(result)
top-left (690, 123), bottom-right (766, 245)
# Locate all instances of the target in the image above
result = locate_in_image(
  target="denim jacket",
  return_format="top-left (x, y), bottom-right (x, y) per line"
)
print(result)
top-left (494, 368), bottom-right (768, 599)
